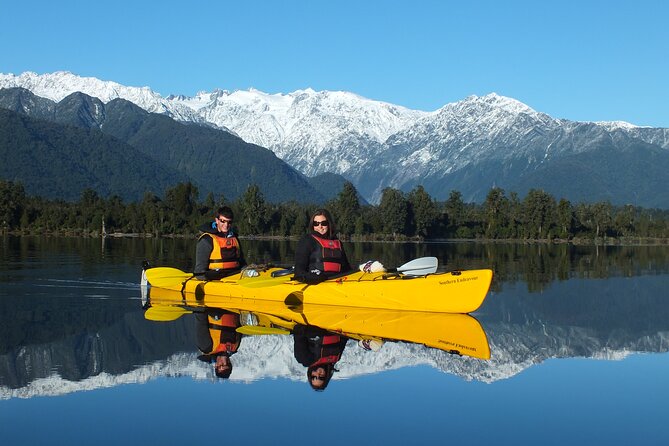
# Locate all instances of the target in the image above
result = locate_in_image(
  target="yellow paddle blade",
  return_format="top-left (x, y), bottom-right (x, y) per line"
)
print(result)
top-left (236, 325), bottom-right (291, 335)
top-left (144, 306), bottom-right (192, 321)
top-left (144, 267), bottom-right (192, 288)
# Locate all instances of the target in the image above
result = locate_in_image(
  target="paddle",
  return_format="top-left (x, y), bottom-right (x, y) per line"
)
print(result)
top-left (245, 256), bottom-right (439, 288)
top-left (386, 256), bottom-right (438, 276)
top-left (144, 305), bottom-right (193, 321)
top-left (143, 266), bottom-right (290, 289)
top-left (236, 325), bottom-right (291, 335)
top-left (144, 267), bottom-right (193, 288)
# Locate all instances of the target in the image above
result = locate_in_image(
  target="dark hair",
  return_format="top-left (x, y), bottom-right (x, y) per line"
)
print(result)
top-left (215, 367), bottom-right (233, 379)
top-left (216, 206), bottom-right (234, 220)
top-left (310, 208), bottom-right (336, 238)
top-left (307, 364), bottom-right (335, 391)
top-left (214, 353), bottom-right (233, 379)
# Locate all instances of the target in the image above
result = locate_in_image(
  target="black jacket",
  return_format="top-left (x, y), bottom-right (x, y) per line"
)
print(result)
top-left (293, 232), bottom-right (351, 284)
top-left (293, 324), bottom-right (348, 367)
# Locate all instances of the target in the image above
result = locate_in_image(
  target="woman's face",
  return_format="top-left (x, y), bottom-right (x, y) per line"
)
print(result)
top-left (312, 214), bottom-right (329, 236)
top-left (310, 366), bottom-right (327, 389)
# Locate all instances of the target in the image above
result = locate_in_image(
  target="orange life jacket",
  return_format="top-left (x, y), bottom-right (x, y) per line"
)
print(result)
top-left (207, 312), bottom-right (241, 355)
top-left (311, 235), bottom-right (343, 273)
top-left (200, 233), bottom-right (241, 271)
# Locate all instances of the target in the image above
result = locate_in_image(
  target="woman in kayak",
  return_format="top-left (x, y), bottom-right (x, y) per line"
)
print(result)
top-left (293, 209), bottom-right (352, 284)
top-left (293, 208), bottom-right (385, 283)
top-left (293, 323), bottom-right (348, 391)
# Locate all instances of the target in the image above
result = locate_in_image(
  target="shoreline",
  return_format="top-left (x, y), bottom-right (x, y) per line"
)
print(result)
top-left (2, 230), bottom-right (668, 246)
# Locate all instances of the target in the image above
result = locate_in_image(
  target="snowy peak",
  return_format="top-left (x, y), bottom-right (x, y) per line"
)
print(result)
top-left (0, 71), bottom-right (156, 104)
top-left (170, 86), bottom-right (427, 142)
top-left (433, 93), bottom-right (557, 128)
top-left (0, 71), bottom-right (203, 123)
top-left (163, 85), bottom-right (429, 175)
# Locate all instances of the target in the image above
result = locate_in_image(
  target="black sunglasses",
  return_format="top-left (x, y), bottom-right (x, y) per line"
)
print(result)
top-left (312, 220), bottom-right (329, 227)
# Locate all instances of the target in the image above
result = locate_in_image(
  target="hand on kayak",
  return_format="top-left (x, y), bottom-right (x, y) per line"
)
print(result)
top-left (359, 260), bottom-right (386, 273)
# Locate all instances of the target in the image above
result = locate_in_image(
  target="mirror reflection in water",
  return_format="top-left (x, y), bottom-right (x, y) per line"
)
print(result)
top-left (2, 236), bottom-right (669, 445)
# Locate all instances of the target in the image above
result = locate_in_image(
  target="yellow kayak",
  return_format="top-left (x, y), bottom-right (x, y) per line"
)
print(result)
top-left (144, 289), bottom-right (490, 360)
top-left (143, 264), bottom-right (493, 314)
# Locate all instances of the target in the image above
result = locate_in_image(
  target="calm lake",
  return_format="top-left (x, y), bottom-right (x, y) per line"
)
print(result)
top-left (1, 236), bottom-right (669, 445)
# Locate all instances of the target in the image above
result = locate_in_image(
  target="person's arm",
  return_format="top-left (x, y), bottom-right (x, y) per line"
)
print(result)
top-left (194, 236), bottom-right (213, 279)
top-left (293, 325), bottom-right (321, 366)
top-left (293, 236), bottom-right (324, 284)
top-left (194, 312), bottom-right (213, 353)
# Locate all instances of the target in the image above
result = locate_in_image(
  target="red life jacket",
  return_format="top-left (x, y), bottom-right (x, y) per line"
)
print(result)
top-left (207, 312), bottom-right (241, 355)
top-left (200, 233), bottom-right (241, 271)
top-left (311, 235), bottom-right (343, 273)
top-left (311, 334), bottom-right (343, 367)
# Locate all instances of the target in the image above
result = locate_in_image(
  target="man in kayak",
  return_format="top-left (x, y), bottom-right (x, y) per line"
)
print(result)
top-left (194, 206), bottom-right (256, 280)
top-left (293, 323), bottom-right (348, 391)
top-left (195, 308), bottom-right (242, 379)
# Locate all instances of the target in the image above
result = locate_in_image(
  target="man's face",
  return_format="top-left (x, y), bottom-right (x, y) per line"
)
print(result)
top-left (215, 355), bottom-right (232, 375)
top-left (216, 215), bottom-right (233, 233)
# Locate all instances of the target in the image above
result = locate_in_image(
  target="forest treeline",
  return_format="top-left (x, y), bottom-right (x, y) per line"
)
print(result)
top-left (1, 179), bottom-right (668, 241)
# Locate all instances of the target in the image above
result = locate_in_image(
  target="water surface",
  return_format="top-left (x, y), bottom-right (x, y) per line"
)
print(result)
top-left (1, 236), bottom-right (668, 445)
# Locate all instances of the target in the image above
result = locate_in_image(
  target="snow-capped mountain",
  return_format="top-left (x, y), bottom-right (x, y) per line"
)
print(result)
top-left (0, 71), bottom-right (212, 126)
top-left (2, 71), bottom-right (669, 207)
top-left (0, 71), bottom-right (425, 176)
top-left (166, 88), bottom-right (428, 175)
top-left (348, 94), bottom-right (669, 203)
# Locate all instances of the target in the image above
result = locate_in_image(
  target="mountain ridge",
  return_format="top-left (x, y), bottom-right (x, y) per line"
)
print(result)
top-left (2, 71), bottom-right (668, 208)
top-left (0, 87), bottom-right (327, 203)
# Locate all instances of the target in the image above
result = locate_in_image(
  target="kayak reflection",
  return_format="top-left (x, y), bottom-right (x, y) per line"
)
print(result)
top-left (143, 284), bottom-right (491, 370)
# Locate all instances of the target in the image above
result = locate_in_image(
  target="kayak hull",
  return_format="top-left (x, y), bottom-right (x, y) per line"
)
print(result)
top-left (144, 267), bottom-right (493, 314)
top-left (145, 290), bottom-right (491, 360)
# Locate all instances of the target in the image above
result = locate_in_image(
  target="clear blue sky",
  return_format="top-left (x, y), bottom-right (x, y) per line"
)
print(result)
top-left (1, 0), bottom-right (668, 127)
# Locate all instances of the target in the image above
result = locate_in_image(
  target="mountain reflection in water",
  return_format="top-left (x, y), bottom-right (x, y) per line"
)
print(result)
top-left (141, 284), bottom-right (492, 389)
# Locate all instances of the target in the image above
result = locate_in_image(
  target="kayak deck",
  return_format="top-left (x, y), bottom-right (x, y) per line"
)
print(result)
top-left (144, 267), bottom-right (493, 313)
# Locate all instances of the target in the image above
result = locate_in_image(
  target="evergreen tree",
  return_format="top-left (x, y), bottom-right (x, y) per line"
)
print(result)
top-left (407, 185), bottom-right (438, 237)
top-left (164, 182), bottom-right (199, 234)
top-left (0, 180), bottom-right (26, 230)
top-left (483, 187), bottom-right (509, 238)
top-left (522, 189), bottom-right (557, 239)
top-left (613, 205), bottom-right (636, 237)
top-left (378, 187), bottom-right (408, 236)
top-left (507, 191), bottom-right (522, 238)
top-left (591, 201), bottom-right (613, 238)
top-left (238, 184), bottom-right (268, 235)
top-left (444, 190), bottom-right (466, 235)
top-left (556, 198), bottom-right (574, 238)
top-left (331, 181), bottom-right (360, 236)
top-left (140, 192), bottom-right (163, 235)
